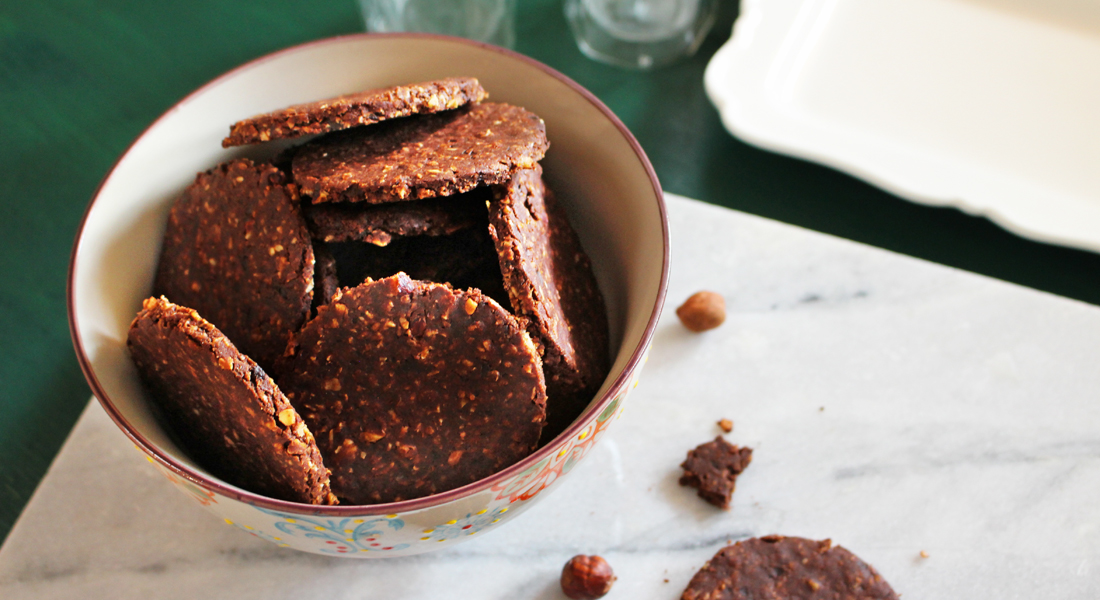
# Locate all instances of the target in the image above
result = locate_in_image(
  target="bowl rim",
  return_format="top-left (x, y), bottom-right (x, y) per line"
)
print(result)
top-left (67, 32), bottom-right (669, 516)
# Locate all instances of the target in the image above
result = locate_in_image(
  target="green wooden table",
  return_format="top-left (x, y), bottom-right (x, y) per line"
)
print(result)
top-left (2, 0), bottom-right (1097, 543)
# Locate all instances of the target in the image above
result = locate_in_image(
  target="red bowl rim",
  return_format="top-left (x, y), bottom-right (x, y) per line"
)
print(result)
top-left (67, 32), bottom-right (670, 516)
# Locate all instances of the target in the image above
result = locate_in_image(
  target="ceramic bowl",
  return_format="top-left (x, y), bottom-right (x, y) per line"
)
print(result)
top-left (68, 34), bottom-right (668, 558)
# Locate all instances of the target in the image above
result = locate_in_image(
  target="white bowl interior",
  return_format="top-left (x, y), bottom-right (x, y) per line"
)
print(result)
top-left (72, 35), bottom-right (666, 489)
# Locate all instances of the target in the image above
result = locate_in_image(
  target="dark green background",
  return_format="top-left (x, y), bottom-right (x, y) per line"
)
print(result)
top-left (2, 0), bottom-right (1097, 543)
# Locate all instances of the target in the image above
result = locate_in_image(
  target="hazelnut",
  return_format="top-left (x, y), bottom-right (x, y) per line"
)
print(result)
top-left (676, 291), bottom-right (726, 332)
top-left (560, 554), bottom-right (616, 599)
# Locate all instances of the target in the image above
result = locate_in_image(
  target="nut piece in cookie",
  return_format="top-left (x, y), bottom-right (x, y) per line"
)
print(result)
top-left (487, 166), bottom-right (610, 442)
top-left (127, 297), bottom-right (336, 505)
top-left (222, 77), bottom-right (488, 147)
top-left (681, 535), bottom-right (899, 600)
top-left (304, 188), bottom-right (488, 246)
top-left (679, 436), bottom-right (753, 509)
top-left (277, 273), bottom-right (547, 504)
top-left (153, 158), bottom-right (314, 371)
top-left (293, 103), bottom-right (549, 204)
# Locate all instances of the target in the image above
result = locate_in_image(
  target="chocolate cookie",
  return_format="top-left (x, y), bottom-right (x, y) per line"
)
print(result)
top-left (681, 535), bottom-right (899, 600)
top-left (487, 167), bottom-right (610, 441)
top-left (277, 273), bottom-right (547, 504)
top-left (222, 77), bottom-right (488, 147)
top-left (127, 297), bottom-right (336, 505)
top-left (153, 159), bottom-right (314, 370)
top-left (293, 103), bottom-right (549, 204)
top-left (679, 436), bottom-right (753, 509)
top-left (304, 189), bottom-right (488, 246)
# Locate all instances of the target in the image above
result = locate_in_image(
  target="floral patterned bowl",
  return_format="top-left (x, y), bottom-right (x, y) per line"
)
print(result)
top-left (68, 34), bottom-right (668, 558)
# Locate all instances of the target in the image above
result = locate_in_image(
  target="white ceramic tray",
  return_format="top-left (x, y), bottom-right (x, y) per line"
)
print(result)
top-left (705, 0), bottom-right (1100, 253)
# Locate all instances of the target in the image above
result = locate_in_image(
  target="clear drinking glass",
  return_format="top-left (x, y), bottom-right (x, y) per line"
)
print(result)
top-left (360, 0), bottom-right (517, 48)
top-left (564, 0), bottom-right (720, 69)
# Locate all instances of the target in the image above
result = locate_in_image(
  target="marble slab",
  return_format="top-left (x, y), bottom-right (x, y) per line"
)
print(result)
top-left (2, 194), bottom-right (1099, 599)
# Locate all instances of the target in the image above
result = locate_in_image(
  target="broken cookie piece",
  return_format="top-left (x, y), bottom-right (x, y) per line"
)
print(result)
top-left (293, 102), bottom-right (549, 204)
top-left (487, 166), bottom-right (610, 442)
top-left (153, 158), bottom-right (314, 371)
top-left (222, 77), bottom-right (488, 147)
top-left (681, 535), bottom-right (899, 600)
top-left (276, 273), bottom-right (547, 504)
top-left (127, 297), bottom-right (336, 505)
top-left (679, 436), bottom-right (753, 509)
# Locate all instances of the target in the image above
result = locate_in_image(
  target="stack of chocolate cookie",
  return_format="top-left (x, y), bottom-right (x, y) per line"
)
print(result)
top-left (127, 78), bottom-right (609, 506)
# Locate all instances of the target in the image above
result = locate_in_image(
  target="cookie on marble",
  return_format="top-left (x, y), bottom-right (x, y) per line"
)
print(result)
top-left (276, 273), bottom-right (546, 504)
top-left (304, 188), bottom-right (488, 246)
top-left (153, 158), bottom-right (314, 370)
top-left (222, 77), bottom-right (488, 147)
top-left (487, 166), bottom-right (610, 441)
top-left (679, 436), bottom-right (753, 509)
top-left (292, 103), bottom-right (549, 204)
top-left (127, 297), bottom-right (336, 505)
top-left (681, 535), bottom-right (899, 600)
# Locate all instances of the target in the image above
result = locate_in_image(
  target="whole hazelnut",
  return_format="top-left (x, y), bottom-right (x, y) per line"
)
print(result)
top-left (560, 554), bottom-right (616, 599)
top-left (676, 291), bottom-right (726, 332)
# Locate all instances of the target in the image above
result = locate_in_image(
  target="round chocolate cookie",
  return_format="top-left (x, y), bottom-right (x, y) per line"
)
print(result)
top-left (277, 273), bottom-right (547, 504)
top-left (153, 158), bottom-right (314, 370)
top-left (292, 102), bottom-right (549, 204)
top-left (127, 297), bottom-right (336, 505)
top-left (303, 189), bottom-right (488, 246)
top-left (222, 77), bottom-right (488, 147)
top-left (487, 166), bottom-right (610, 442)
top-left (682, 535), bottom-right (899, 600)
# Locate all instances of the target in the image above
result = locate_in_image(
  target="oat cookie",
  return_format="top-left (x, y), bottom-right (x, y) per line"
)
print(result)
top-left (222, 77), bottom-right (488, 147)
top-left (487, 166), bottom-right (610, 441)
top-left (304, 189), bottom-right (487, 246)
top-left (127, 297), bottom-right (336, 505)
top-left (682, 535), bottom-right (899, 600)
top-left (679, 436), bottom-right (753, 509)
top-left (277, 273), bottom-right (547, 504)
top-left (293, 103), bottom-right (549, 204)
top-left (153, 158), bottom-right (314, 370)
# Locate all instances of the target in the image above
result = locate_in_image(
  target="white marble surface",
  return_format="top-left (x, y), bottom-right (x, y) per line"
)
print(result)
top-left (3, 195), bottom-right (1100, 599)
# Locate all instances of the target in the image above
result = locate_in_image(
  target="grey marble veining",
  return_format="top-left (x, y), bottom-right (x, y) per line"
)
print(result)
top-left (3, 195), bottom-right (1099, 599)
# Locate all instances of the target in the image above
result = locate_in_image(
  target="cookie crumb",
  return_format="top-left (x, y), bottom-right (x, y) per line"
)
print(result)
top-left (679, 436), bottom-right (753, 509)
top-left (717, 418), bottom-right (733, 433)
top-left (920, 550), bottom-right (929, 558)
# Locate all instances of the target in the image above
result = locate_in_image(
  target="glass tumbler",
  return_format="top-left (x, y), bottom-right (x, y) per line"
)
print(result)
top-left (564, 0), bottom-right (720, 69)
top-left (361, 0), bottom-right (517, 48)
